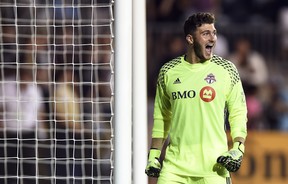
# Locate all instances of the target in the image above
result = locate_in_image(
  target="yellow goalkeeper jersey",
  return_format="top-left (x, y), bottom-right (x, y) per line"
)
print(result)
top-left (152, 55), bottom-right (247, 177)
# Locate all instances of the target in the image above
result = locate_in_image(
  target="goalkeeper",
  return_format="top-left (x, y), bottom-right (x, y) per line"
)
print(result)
top-left (145, 12), bottom-right (247, 184)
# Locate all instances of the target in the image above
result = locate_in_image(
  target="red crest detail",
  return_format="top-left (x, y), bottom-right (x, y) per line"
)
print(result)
top-left (200, 86), bottom-right (216, 102)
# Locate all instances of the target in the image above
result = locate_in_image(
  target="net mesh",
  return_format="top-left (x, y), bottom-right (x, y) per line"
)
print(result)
top-left (0, 0), bottom-right (114, 183)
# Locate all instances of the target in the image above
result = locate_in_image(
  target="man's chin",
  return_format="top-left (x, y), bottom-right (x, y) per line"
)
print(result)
top-left (197, 52), bottom-right (213, 62)
top-left (203, 54), bottom-right (213, 61)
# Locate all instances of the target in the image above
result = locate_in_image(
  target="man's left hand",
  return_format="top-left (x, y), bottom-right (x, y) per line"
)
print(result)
top-left (217, 142), bottom-right (244, 172)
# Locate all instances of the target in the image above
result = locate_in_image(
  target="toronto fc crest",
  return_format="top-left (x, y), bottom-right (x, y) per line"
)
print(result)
top-left (204, 73), bottom-right (216, 84)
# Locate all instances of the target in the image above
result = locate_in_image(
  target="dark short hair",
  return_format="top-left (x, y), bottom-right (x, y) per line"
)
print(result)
top-left (184, 12), bottom-right (215, 36)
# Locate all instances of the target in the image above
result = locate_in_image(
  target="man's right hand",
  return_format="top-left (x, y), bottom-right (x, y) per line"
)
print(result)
top-left (145, 149), bottom-right (162, 177)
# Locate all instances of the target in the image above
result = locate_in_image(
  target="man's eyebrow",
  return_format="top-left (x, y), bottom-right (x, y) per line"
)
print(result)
top-left (200, 29), bottom-right (216, 33)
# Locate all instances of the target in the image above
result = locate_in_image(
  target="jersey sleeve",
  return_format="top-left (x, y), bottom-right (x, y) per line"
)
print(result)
top-left (226, 64), bottom-right (248, 140)
top-left (152, 67), bottom-right (172, 139)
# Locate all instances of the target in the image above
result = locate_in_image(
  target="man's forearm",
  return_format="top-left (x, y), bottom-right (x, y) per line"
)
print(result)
top-left (150, 137), bottom-right (166, 150)
top-left (233, 136), bottom-right (245, 144)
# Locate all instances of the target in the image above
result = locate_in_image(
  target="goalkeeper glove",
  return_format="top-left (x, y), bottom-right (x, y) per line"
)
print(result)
top-left (145, 149), bottom-right (161, 177)
top-left (217, 142), bottom-right (245, 172)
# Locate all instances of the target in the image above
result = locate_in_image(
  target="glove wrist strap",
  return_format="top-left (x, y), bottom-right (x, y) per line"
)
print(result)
top-left (233, 142), bottom-right (245, 154)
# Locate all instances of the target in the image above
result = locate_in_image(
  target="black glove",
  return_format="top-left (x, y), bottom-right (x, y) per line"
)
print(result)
top-left (217, 142), bottom-right (244, 172)
top-left (145, 149), bottom-right (161, 177)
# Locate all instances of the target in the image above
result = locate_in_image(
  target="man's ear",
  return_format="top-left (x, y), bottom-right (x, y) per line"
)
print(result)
top-left (186, 34), bottom-right (193, 45)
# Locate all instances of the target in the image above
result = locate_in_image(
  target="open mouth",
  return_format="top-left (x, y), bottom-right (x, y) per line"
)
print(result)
top-left (205, 45), bottom-right (213, 54)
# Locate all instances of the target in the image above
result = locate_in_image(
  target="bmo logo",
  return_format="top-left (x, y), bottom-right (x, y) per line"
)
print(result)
top-left (200, 86), bottom-right (216, 102)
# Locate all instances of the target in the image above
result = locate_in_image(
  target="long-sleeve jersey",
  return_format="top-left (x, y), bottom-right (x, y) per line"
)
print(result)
top-left (152, 55), bottom-right (247, 177)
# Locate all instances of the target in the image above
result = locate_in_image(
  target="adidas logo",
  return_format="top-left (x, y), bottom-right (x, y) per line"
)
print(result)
top-left (173, 78), bottom-right (181, 84)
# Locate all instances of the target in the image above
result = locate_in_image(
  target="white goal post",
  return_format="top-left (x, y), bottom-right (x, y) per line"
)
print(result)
top-left (132, 0), bottom-right (148, 183)
top-left (114, 0), bottom-right (148, 183)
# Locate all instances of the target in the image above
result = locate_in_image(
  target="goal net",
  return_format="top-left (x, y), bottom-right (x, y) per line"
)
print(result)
top-left (0, 0), bottom-right (114, 184)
